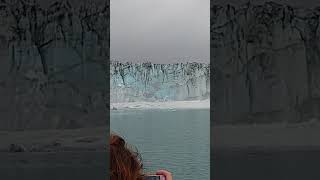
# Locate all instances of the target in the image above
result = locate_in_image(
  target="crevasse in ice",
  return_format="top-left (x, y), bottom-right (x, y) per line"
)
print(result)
top-left (110, 61), bottom-right (210, 103)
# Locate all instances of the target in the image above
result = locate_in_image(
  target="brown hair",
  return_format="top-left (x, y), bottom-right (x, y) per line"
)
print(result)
top-left (110, 133), bottom-right (144, 180)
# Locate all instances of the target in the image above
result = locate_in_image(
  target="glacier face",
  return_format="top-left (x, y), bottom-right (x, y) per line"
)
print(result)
top-left (110, 61), bottom-right (210, 103)
top-left (0, 0), bottom-right (109, 130)
top-left (212, 2), bottom-right (320, 124)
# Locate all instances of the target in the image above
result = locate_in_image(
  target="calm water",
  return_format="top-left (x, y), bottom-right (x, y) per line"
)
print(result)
top-left (213, 148), bottom-right (320, 180)
top-left (111, 109), bottom-right (210, 180)
top-left (0, 151), bottom-right (107, 180)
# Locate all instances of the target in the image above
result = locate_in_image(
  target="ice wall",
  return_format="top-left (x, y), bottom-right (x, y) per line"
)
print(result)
top-left (110, 61), bottom-right (210, 103)
top-left (0, 0), bottom-right (109, 130)
top-left (212, 2), bottom-right (320, 124)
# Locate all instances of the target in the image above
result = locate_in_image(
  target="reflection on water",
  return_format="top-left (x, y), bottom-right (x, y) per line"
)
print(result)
top-left (111, 109), bottom-right (210, 180)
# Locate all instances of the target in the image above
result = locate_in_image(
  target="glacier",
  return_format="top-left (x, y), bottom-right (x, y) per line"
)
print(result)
top-left (110, 61), bottom-right (210, 103)
top-left (0, 0), bottom-right (109, 130)
top-left (211, 1), bottom-right (320, 124)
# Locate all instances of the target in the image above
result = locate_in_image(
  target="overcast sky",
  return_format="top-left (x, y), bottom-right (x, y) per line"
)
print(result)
top-left (110, 0), bottom-right (210, 63)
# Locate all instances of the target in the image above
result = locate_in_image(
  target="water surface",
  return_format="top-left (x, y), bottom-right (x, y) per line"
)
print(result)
top-left (111, 109), bottom-right (210, 180)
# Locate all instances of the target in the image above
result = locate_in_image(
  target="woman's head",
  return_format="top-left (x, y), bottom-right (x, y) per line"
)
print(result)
top-left (110, 133), bottom-right (144, 180)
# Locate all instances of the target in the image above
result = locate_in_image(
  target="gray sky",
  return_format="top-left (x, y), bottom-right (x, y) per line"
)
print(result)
top-left (110, 0), bottom-right (210, 63)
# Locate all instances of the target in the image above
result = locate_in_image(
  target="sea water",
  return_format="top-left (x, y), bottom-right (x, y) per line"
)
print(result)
top-left (111, 109), bottom-right (210, 180)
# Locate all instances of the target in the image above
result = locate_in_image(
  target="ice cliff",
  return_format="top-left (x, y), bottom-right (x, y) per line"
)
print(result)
top-left (0, 0), bottom-right (109, 130)
top-left (212, 1), bottom-right (320, 123)
top-left (110, 61), bottom-right (210, 103)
